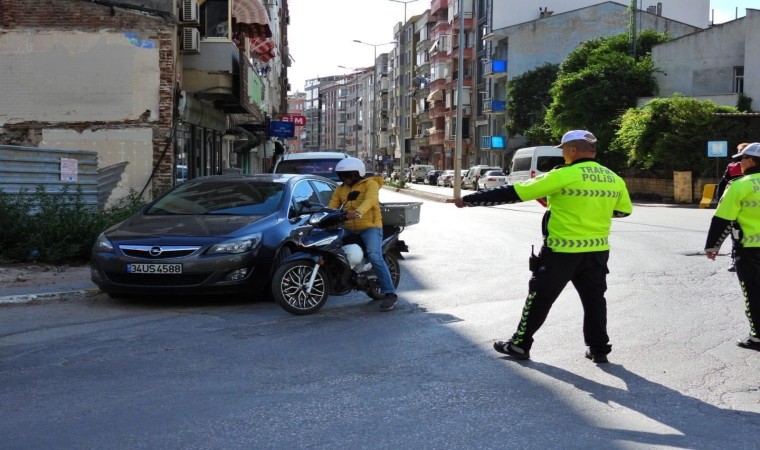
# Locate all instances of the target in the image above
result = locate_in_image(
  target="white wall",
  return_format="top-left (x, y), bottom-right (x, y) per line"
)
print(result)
top-left (0, 31), bottom-right (160, 125)
top-left (492, 0), bottom-right (709, 31)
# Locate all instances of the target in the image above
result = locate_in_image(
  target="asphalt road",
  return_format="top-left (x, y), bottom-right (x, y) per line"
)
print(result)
top-left (1, 187), bottom-right (758, 449)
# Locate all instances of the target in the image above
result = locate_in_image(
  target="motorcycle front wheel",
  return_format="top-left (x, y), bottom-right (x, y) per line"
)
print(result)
top-left (272, 260), bottom-right (329, 315)
top-left (367, 253), bottom-right (401, 300)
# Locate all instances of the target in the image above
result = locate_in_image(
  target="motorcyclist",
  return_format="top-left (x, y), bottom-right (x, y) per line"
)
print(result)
top-left (329, 157), bottom-right (398, 311)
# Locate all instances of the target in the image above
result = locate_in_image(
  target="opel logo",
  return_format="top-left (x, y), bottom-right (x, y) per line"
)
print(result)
top-left (149, 246), bottom-right (163, 257)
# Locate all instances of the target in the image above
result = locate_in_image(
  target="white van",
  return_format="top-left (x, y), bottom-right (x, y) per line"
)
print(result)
top-left (273, 151), bottom-right (349, 182)
top-left (507, 146), bottom-right (565, 185)
top-left (409, 164), bottom-right (435, 183)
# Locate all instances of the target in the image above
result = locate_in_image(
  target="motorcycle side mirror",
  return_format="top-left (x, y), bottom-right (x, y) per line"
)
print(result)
top-left (347, 191), bottom-right (360, 201)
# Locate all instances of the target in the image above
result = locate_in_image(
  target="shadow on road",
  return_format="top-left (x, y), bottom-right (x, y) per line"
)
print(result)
top-left (526, 361), bottom-right (760, 448)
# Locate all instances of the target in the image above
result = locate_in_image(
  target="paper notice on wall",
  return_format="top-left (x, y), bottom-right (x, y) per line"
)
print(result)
top-left (61, 158), bottom-right (78, 182)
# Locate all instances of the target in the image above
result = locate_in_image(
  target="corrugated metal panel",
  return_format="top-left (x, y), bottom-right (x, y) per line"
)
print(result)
top-left (97, 161), bottom-right (129, 207)
top-left (0, 144), bottom-right (99, 207)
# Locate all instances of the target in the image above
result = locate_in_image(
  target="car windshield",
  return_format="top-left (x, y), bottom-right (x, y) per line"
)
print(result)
top-left (276, 159), bottom-right (343, 180)
top-left (146, 180), bottom-right (285, 216)
top-left (485, 171), bottom-right (504, 176)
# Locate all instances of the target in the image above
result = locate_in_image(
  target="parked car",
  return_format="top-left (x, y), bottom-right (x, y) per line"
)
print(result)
top-left (410, 164), bottom-right (435, 183)
top-left (479, 169), bottom-right (508, 189)
top-left (463, 165), bottom-right (501, 190)
top-left (425, 169), bottom-right (445, 185)
top-left (90, 174), bottom-right (337, 298)
top-left (436, 169), bottom-right (457, 187)
top-left (391, 168), bottom-right (410, 181)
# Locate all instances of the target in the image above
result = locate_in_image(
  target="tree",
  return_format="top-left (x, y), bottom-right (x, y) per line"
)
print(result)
top-left (612, 95), bottom-right (748, 176)
top-left (505, 63), bottom-right (559, 145)
top-left (545, 31), bottom-right (670, 169)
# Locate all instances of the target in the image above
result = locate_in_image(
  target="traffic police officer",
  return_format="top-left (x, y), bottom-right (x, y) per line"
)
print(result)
top-left (705, 142), bottom-right (760, 351)
top-left (451, 130), bottom-right (633, 362)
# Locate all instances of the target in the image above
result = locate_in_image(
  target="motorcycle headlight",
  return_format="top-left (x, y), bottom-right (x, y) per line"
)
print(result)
top-left (93, 232), bottom-right (114, 253)
top-left (208, 233), bottom-right (262, 255)
top-left (309, 212), bottom-right (329, 226)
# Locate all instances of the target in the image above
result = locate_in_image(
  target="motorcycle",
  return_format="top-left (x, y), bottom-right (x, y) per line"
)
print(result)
top-left (271, 191), bottom-right (413, 315)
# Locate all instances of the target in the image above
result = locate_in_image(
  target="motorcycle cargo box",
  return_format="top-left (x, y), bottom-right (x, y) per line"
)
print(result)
top-left (380, 202), bottom-right (422, 226)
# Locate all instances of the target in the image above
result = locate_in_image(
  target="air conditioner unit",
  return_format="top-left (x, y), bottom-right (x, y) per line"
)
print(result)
top-left (181, 0), bottom-right (200, 25)
top-left (181, 27), bottom-right (200, 53)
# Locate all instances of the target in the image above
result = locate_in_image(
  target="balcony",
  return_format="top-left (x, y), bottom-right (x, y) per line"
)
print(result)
top-left (431, 0), bottom-right (446, 15)
top-left (429, 130), bottom-right (445, 145)
top-left (483, 60), bottom-right (508, 79)
top-left (182, 41), bottom-right (263, 115)
top-left (483, 98), bottom-right (507, 114)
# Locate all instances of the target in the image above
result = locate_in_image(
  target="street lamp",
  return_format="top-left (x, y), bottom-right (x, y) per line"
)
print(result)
top-left (388, 0), bottom-right (418, 186)
top-left (353, 40), bottom-right (395, 173)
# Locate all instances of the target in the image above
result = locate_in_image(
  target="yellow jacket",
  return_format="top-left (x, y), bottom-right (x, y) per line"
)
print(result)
top-left (329, 175), bottom-right (384, 231)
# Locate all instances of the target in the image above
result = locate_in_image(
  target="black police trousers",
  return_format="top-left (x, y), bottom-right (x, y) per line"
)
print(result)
top-left (511, 248), bottom-right (612, 353)
top-left (735, 247), bottom-right (760, 338)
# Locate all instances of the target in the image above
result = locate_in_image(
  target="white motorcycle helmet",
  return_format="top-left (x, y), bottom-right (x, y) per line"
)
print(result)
top-left (334, 157), bottom-right (366, 184)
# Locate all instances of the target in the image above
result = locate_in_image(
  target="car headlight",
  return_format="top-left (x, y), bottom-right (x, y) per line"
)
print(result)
top-left (93, 232), bottom-right (114, 253)
top-left (207, 233), bottom-right (262, 255)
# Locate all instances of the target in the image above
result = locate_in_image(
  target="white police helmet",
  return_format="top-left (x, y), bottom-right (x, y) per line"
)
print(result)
top-left (335, 157), bottom-right (366, 177)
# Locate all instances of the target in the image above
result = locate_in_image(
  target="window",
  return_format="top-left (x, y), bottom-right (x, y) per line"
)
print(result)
top-left (201, 0), bottom-right (230, 39)
top-left (734, 66), bottom-right (744, 94)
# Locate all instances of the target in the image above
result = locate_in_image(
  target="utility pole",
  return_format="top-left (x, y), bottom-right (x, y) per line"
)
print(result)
top-left (453, 0), bottom-right (465, 198)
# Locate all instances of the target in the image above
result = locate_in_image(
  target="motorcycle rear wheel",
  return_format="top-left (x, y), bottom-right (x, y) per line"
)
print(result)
top-left (272, 260), bottom-right (328, 315)
top-left (367, 253), bottom-right (401, 300)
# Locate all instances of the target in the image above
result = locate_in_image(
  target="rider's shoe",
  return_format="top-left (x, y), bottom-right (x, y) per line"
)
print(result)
top-left (379, 293), bottom-right (398, 311)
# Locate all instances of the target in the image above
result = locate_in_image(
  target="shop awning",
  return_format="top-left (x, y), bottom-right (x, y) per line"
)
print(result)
top-left (234, 0), bottom-right (272, 38)
top-left (251, 37), bottom-right (277, 62)
top-left (426, 89), bottom-right (443, 103)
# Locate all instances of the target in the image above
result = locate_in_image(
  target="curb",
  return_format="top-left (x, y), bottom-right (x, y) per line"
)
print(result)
top-left (0, 288), bottom-right (101, 306)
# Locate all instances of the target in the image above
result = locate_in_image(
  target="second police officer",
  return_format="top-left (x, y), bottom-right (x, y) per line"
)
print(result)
top-left (450, 130), bottom-right (633, 362)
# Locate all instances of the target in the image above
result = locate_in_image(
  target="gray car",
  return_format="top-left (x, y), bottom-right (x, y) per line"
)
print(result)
top-left (90, 174), bottom-right (336, 298)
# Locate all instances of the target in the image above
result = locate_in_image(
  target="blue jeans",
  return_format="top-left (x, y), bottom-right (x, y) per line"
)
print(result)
top-left (354, 227), bottom-right (395, 294)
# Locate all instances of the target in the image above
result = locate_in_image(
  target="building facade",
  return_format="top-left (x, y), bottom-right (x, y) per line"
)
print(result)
top-left (0, 0), bottom-right (290, 203)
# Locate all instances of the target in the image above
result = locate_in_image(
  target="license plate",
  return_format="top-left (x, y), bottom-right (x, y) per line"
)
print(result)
top-left (127, 263), bottom-right (182, 274)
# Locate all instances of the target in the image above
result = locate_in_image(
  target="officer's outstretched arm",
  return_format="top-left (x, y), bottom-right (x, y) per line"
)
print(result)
top-left (461, 184), bottom-right (522, 207)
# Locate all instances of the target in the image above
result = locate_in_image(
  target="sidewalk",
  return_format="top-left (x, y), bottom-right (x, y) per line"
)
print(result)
top-left (0, 264), bottom-right (98, 305)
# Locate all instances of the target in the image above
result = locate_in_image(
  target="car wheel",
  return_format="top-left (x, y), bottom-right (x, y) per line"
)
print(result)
top-left (272, 260), bottom-right (328, 315)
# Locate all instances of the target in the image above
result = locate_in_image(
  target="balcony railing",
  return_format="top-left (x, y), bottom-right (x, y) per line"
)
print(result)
top-left (483, 98), bottom-right (507, 114)
top-left (483, 60), bottom-right (508, 79)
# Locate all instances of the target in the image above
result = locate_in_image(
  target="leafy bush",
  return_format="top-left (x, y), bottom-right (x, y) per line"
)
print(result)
top-left (0, 187), bottom-right (145, 264)
top-left (612, 95), bottom-right (752, 176)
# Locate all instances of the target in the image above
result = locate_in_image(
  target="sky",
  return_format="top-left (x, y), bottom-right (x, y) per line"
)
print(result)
top-left (286, 0), bottom-right (758, 93)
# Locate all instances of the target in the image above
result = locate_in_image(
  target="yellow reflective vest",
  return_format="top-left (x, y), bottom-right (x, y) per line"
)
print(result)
top-left (715, 172), bottom-right (760, 248)
top-left (514, 160), bottom-right (633, 253)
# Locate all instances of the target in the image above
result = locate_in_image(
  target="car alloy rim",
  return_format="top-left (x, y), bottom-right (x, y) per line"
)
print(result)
top-left (279, 264), bottom-right (326, 309)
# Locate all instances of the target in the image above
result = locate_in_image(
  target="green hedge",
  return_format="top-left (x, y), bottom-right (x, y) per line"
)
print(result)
top-left (0, 187), bottom-right (145, 264)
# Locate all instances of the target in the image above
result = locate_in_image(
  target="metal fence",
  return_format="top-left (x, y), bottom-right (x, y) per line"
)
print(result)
top-left (0, 144), bottom-right (99, 207)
